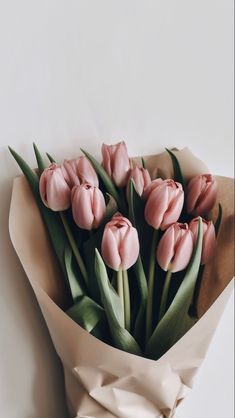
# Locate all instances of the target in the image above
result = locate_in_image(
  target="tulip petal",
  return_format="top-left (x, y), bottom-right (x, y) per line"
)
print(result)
top-left (171, 231), bottom-right (194, 272)
top-left (156, 227), bottom-right (175, 271)
top-left (161, 190), bottom-right (184, 230)
top-left (145, 185), bottom-right (168, 229)
top-left (46, 169), bottom-right (71, 211)
top-left (72, 187), bottom-right (94, 230)
top-left (201, 222), bottom-right (216, 264)
top-left (92, 188), bottom-right (106, 228)
top-left (119, 227), bottom-right (140, 270)
top-left (101, 228), bottom-right (121, 271)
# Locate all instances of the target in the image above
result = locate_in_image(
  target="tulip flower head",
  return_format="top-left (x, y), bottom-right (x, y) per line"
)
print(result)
top-left (157, 222), bottom-right (194, 272)
top-left (186, 174), bottom-right (217, 217)
top-left (62, 156), bottom-right (98, 188)
top-left (145, 179), bottom-right (184, 230)
top-left (102, 141), bottom-right (131, 187)
top-left (189, 217), bottom-right (216, 265)
top-left (128, 166), bottom-right (152, 197)
top-left (72, 183), bottom-right (106, 230)
top-left (101, 213), bottom-right (140, 271)
top-left (39, 163), bottom-right (71, 211)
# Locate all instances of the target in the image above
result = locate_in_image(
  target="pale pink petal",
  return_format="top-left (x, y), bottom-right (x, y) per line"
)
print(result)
top-left (161, 190), bottom-right (184, 230)
top-left (119, 227), bottom-right (140, 270)
top-left (201, 222), bottom-right (216, 264)
top-left (156, 226), bottom-right (175, 271)
top-left (171, 230), bottom-right (194, 272)
top-left (92, 188), bottom-right (106, 228)
top-left (72, 187), bottom-right (94, 230)
top-left (101, 228), bottom-right (121, 271)
top-left (186, 175), bottom-right (203, 213)
top-left (144, 185), bottom-right (169, 229)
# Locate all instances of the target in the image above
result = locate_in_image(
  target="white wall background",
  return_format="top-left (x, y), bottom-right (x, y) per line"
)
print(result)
top-left (0, 1), bottom-right (234, 417)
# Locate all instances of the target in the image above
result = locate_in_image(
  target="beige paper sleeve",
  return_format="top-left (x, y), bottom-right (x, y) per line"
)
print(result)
top-left (9, 149), bottom-right (234, 418)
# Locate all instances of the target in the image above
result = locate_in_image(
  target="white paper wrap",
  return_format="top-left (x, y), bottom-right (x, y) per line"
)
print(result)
top-left (9, 149), bottom-right (234, 418)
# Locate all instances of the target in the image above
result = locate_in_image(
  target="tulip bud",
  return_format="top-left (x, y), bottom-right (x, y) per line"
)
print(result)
top-left (72, 184), bottom-right (106, 230)
top-left (144, 179), bottom-right (184, 230)
top-left (186, 174), bottom-right (217, 217)
top-left (102, 141), bottom-right (131, 187)
top-left (101, 213), bottom-right (140, 271)
top-left (157, 222), bottom-right (194, 272)
top-left (62, 156), bottom-right (98, 188)
top-left (128, 166), bottom-right (152, 197)
top-left (39, 163), bottom-right (71, 211)
top-left (189, 217), bottom-right (216, 265)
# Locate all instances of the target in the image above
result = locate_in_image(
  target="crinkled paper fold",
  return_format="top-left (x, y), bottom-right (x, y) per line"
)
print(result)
top-left (9, 148), bottom-right (234, 418)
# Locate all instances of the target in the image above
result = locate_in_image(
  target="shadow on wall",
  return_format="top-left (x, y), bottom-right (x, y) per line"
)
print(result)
top-left (0, 146), bottom-right (69, 418)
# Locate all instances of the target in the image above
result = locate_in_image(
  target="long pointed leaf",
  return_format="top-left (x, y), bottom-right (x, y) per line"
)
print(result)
top-left (64, 245), bottom-right (86, 302)
top-left (166, 148), bottom-right (186, 190)
top-left (33, 143), bottom-right (46, 173)
top-left (146, 218), bottom-right (203, 360)
top-left (127, 181), bottom-right (148, 346)
top-left (95, 250), bottom-right (142, 356)
top-left (214, 203), bottom-right (223, 237)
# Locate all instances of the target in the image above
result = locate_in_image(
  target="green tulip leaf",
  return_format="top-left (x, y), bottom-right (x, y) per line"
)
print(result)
top-left (46, 152), bottom-right (56, 163)
top-left (80, 149), bottom-right (122, 209)
top-left (214, 203), bottom-right (223, 237)
top-left (33, 143), bottom-right (47, 174)
top-left (95, 249), bottom-right (142, 356)
top-left (127, 180), bottom-right (148, 347)
top-left (141, 157), bottom-right (146, 169)
top-left (104, 193), bottom-right (118, 222)
top-left (67, 295), bottom-right (105, 335)
top-left (146, 218), bottom-right (203, 360)
top-left (64, 245), bottom-right (86, 302)
top-left (166, 148), bottom-right (186, 191)
top-left (133, 257), bottom-right (148, 347)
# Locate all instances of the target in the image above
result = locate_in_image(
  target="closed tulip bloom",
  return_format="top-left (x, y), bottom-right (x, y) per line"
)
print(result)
top-left (187, 174), bottom-right (217, 216)
top-left (157, 223), bottom-right (194, 272)
top-left (62, 156), bottom-right (98, 188)
top-left (101, 213), bottom-right (140, 271)
top-left (102, 141), bottom-right (131, 187)
top-left (189, 217), bottom-right (216, 265)
top-left (144, 179), bottom-right (184, 230)
top-left (39, 163), bottom-right (71, 211)
top-left (72, 184), bottom-right (106, 230)
top-left (129, 166), bottom-right (152, 197)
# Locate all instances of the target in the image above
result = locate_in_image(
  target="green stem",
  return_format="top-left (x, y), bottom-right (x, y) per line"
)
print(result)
top-left (117, 269), bottom-right (125, 326)
top-left (146, 229), bottom-right (159, 342)
top-left (123, 270), bottom-right (131, 331)
top-left (158, 270), bottom-right (172, 321)
top-left (60, 212), bottom-right (88, 286)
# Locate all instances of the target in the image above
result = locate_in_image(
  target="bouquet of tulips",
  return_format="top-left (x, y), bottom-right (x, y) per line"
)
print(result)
top-left (9, 142), bottom-right (234, 418)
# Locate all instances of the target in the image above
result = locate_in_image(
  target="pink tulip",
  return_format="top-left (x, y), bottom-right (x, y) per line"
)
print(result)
top-left (143, 178), bottom-right (163, 200)
top-left (62, 156), bottom-right (98, 188)
top-left (186, 174), bottom-right (217, 217)
top-left (101, 213), bottom-right (140, 271)
top-left (157, 223), bottom-right (194, 272)
top-left (72, 184), bottom-right (106, 230)
top-left (39, 163), bottom-right (71, 211)
top-left (102, 141), bottom-right (131, 187)
top-left (129, 166), bottom-right (152, 197)
top-left (144, 179), bottom-right (184, 230)
top-left (189, 217), bottom-right (216, 265)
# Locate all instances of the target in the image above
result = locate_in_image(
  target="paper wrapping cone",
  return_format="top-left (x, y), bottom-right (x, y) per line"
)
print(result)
top-left (9, 149), bottom-right (234, 418)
